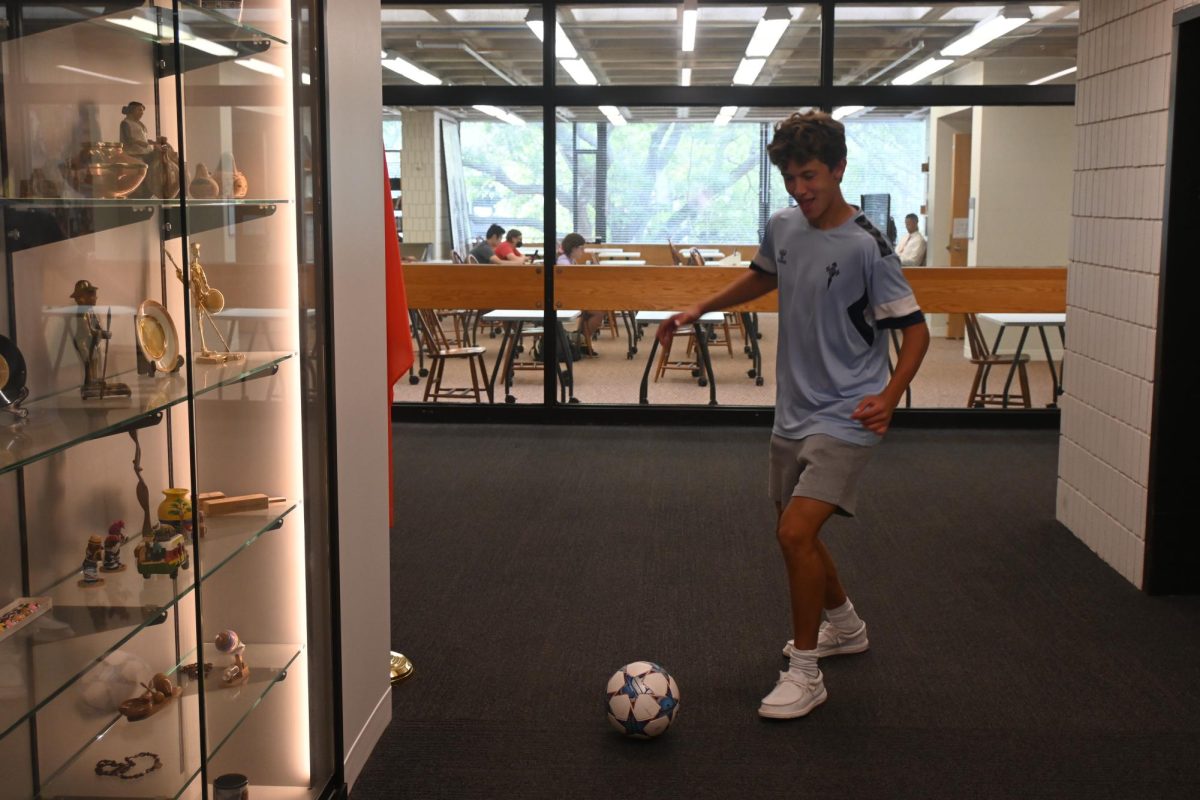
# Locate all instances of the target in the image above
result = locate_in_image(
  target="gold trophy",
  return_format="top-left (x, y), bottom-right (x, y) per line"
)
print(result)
top-left (166, 243), bottom-right (244, 364)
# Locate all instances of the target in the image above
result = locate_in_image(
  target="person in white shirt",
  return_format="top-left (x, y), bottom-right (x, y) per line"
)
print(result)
top-left (896, 213), bottom-right (926, 266)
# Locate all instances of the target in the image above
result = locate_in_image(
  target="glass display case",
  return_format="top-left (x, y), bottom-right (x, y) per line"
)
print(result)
top-left (0, 1), bottom-right (339, 797)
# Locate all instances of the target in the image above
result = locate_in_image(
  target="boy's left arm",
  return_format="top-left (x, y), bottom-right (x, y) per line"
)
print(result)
top-left (851, 320), bottom-right (930, 436)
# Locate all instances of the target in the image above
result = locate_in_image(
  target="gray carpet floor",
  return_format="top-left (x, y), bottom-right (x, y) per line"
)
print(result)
top-left (351, 424), bottom-right (1200, 799)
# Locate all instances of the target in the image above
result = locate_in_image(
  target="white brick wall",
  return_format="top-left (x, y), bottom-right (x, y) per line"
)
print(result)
top-left (1058, 0), bottom-right (1196, 587)
top-left (399, 110), bottom-right (452, 257)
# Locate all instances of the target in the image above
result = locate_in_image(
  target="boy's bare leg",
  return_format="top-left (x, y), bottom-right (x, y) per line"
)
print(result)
top-left (776, 502), bottom-right (848, 616)
top-left (775, 496), bottom-right (839, 650)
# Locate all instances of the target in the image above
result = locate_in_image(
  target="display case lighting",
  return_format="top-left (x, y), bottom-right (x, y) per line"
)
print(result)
top-left (57, 64), bottom-right (139, 84)
top-left (107, 16), bottom-right (238, 57)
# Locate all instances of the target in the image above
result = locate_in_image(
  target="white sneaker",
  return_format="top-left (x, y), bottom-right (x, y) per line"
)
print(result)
top-left (782, 620), bottom-right (869, 659)
top-left (758, 670), bottom-right (827, 719)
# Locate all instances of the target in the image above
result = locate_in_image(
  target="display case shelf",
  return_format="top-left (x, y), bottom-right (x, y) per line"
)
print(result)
top-left (0, 351), bottom-right (293, 477)
top-left (0, 504), bottom-right (298, 743)
top-left (35, 643), bottom-right (304, 800)
top-left (1, 199), bottom-right (289, 252)
top-left (0, 2), bottom-right (143, 42)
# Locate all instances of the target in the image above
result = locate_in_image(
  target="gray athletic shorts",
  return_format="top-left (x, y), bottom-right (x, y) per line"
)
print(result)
top-left (768, 433), bottom-right (874, 517)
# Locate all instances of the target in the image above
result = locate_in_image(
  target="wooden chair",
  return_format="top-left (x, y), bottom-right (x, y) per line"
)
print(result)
top-left (415, 308), bottom-right (491, 403)
top-left (964, 313), bottom-right (1030, 408)
top-left (667, 239), bottom-right (686, 265)
top-left (451, 250), bottom-right (465, 263)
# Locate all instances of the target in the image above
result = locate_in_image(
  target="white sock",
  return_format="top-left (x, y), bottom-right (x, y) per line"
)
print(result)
top-left (788, 648), bottom-right (820, 681)
top-left (824, 599), bottom-right (863, 633)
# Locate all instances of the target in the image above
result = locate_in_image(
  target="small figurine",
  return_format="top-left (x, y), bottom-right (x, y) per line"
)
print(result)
top-left (101, 520), bottom-right (127, 572)
top-left (214, 629), bottom-right (250, 687)
top-left (119, 101), bottom-right (154, 158)
top-left (167, 244), bottom-right (244, 364)
top-left (70, 279), bottom-right (131, 399)
top-left (117, 673), bottom-right (182, 722)
top-left (79, 535), bottom-right (105, 587)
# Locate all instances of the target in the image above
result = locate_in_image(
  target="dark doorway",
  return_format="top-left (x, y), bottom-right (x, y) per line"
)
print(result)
top-left (1146, 7), bottom-right (1200, 594)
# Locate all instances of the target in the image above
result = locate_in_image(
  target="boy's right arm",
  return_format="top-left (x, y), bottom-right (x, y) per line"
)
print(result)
top-left (655, 269), bottom-right (778, 347)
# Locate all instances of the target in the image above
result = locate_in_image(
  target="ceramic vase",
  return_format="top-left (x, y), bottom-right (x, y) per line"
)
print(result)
top-left (67, 142), bottom-right (148, 199)
top-left (156, 488), bottom-right (192, 533)
top-left (189, 163), bottom-right (220, 199)
top-left (146, 140), bottom-right (182, 199)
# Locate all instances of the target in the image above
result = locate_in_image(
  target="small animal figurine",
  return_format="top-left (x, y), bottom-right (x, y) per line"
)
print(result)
top-left (215, 629), bottom-right (250, 687)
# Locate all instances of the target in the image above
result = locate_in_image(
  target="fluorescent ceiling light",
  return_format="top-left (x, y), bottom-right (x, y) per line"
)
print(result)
top-left (831, 105), bottom-right (865, 120)
top-left (745, 9), bottom-right (790, 57)
top-left (560, 59), bottom-right (597, 85)
top-left (835, 6), bottom-right (932, 22)
top-left (681, 67), bottom-right (692, 86)
top-left (598, 105), bottom-right (627, 126)
top-left (380, 9), bottom-right (438, 23)
top-left (473, 104), bottom-right (525, 126)
top-left (892, 57), bottom-right (953, 85)
top-left (941, 12), bottom-right (1031, 57)
top-left (713, 106), bottom-right (738, 126)
top-left (682, 3), bottom-right (698, 52)
top-left (1028, 65), bottom-right (1076, 85)
top-left (732, 58), bottom-right (766, 85)
top-left (1029, 5), bottom-right (1063, 19)
top-left (940, 6), bottom-right (1002, 22)
top-left (180, 34), bottom-right (239, 57)
top-left (56, 64), bottom-right (139, 84)
top-left (573, 8), bottom-right (678, 22)
top-left (700, 7), bottom-right (773, 23)
top-left (524, 9), bottom-right (577, 59)
top-left (446, 9), bottom-right (530, 23)
top-left (382, 54), bottom-right (442, 85)
top-left (237, 57), bottom-right (284, 78)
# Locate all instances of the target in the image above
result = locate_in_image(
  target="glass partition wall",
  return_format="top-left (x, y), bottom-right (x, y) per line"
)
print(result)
top-left (384, 1), bottom-right (1077, 413)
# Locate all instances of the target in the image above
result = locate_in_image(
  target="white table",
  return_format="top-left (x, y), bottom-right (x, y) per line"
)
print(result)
top-left (481, 310), bottom-right (583, 404)
top-left (691, 249), bottom-right (724, 258)
top-left (597, 260), bottom-right (646, 266)
top-left (977, 313), bottom-right (1067, 406)
top-left (587, 249), bottom-right (641, 259)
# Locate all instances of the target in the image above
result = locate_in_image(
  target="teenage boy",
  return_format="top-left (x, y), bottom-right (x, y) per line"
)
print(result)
top-left (493, 229), bottom-right (527, 263)
top-left (469, 224), bottom-right (506, 264)
top-left (657, 111), bottom-right (929, 719)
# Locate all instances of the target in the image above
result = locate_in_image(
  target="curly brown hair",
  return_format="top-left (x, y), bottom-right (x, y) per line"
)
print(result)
top-left (766, 111), bottom-right (847, 171)
top-left (560, 232), bottom-right (586, 258)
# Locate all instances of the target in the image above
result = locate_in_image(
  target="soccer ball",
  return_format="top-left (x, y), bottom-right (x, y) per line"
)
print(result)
top-left (605, 661), bottom-right (680, 738)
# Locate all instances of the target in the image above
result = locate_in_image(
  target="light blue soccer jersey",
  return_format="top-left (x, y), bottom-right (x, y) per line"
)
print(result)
top-left (751, 207), bottom-right (924, 446)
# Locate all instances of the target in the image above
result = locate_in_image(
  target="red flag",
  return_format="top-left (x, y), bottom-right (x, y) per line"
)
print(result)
top-left (384, 152), bottom-right (413, 526)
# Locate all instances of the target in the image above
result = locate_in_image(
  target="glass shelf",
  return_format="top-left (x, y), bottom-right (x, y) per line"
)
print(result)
top-left (34, 643), bottom-right (304, 800)
top-left (0, 351), bottom-right (293, 478)
top-left (1, 200), bottom-right (290, 252)
top-left (0, 2), bottom-right (143, 41)
top-left (0, 504), bottom-right (298, 744)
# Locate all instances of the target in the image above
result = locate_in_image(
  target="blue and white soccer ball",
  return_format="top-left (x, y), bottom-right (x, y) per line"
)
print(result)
top-left (605, 661), bottom-right (680, 738)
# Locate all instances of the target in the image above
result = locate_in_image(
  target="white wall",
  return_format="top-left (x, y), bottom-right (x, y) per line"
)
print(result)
top-left (968, 106), bottom-right (1075, 267)
top-left (1058, 0), bottom-right (1188, 588)
top-left (325, 0), bottom-right (393, 788)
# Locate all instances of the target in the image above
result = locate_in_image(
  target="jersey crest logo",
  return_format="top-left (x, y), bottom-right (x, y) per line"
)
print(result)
top-left (778, 249), bottom-right (788, 264)
top-left (826, 261), bottom-right (840, 288)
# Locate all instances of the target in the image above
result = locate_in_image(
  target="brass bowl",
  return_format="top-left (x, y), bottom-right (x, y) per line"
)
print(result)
top-left (88, 159), bottom-right (148, 199)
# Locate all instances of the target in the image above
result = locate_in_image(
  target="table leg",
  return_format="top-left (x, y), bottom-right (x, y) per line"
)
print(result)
top-left (1036, 325), bottom-right (1060, 406)
top-left (556, 321), bottom-right (577, 403)
top-left (693, 322), bottom-right (718, 406)
top-left (639, 334), bottom-right (661, 404)
top-left (1001, 326), bottom-right (1031, 408)
top-left (622, 311), bottom-right (637, 359)
top-left (741, 312), bottom-right (764, 386)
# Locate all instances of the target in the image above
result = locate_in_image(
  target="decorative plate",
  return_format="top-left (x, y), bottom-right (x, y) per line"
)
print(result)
top-left (0, 335), bottom-right (28, 408)
top-left (136, 300), bottom-right (180, 372)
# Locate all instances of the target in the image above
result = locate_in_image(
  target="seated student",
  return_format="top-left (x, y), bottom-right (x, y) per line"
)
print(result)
top-left (557, 233), bottom-right (604, 355)
top-left (469, 224), bottom-right (506, 264)
top-left (896, 213), bottom-right (927, 266)
top-left (493, 229), bottom-right (527, 263)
